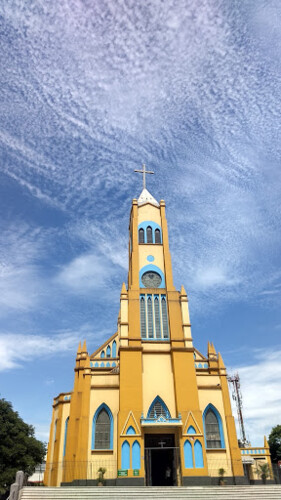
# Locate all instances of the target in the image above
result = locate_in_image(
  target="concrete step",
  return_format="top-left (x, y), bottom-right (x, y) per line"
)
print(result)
top-left (19, 485), bottom-right (281, 500)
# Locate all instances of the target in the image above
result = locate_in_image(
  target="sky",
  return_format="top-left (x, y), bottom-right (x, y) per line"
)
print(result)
top-left (0, 0), bottom-right (281, 448)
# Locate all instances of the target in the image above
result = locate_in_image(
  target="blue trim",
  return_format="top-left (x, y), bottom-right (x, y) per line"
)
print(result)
top-left (106, 362), bottom-right (110, 367)
top-left (139, 264), bottom-right (165, 288)
top-left (184, 440), bottom-right (193, 468)
top-left (63, 417), bottom-right (69, 457)
top-left (112, 362), bottom-right (116, 367)
top-left (187, 425), bottom-right (196, 434)
top-left (203, 404), bottom-right (225, 449)
top-left (94, 362), bottom-right (99, 367)
top-left (147, 255), bottom-right (154, 262)
top-left (146, 396), bottom-right (171, 419)
top-left (112, 340), bottom-right (117, 358)
top-left (121, 440), bottom-right (130, 469)
top-left (138, 221), bottom-right (162, 244)
top-left (92, 403), bottom-right (113, 450)
top-left (126, 426), bottom-right (136, 435)
top-left (194, 440), bottom-right (204, 468)
top-left (132, 440), bottom-right (141, 469)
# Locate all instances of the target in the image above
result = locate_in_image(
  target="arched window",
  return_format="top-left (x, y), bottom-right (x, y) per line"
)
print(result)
top-left (121, 441), bottom-right (130, 469)
top-left (92, 404), bottom-right (113, 449)
top-left (161, 296), bottom-right (169, 338)
top-left (63, 417), bottom-right (69, 457)
top-left (147, 226), bottom-right (153, 243)
top-left (139, 228), bottom-right (144, 244)
top-left (194, 440), bottom-right (204, 468)
top-left (187, 425), bottom-right (196, 434)
top-left (106, 345), bottom-right (111, 357)
top-left (126, 426), bottom-right (136, 435)
top-left (203, 405), bottom-right (224, 449)
top-left (147, 296), bottom-right (153, 338)
top-left (147, 396), bottom-right (170, 419)
top-left (184, 440), bottom-right (193, 468)
top-left (140, 296), bottom-right (146, 338)
top-left (154, 296), bottom-right (161, 338)
top-left (112, 340), bottom-right (117, 358)
top-left (100, 351), bottom-right (105, 358)
top-left (155, 228), bottom-right (161, 244)
top-left (132, 440), bottom-right (141, 469)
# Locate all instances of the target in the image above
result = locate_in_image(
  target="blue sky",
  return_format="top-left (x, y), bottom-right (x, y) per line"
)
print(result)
top-left (0, 0), bottom-right (281, 447)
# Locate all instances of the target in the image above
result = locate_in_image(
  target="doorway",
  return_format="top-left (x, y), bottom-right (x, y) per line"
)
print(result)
top-left (145, 434), bottom-right (179, 486)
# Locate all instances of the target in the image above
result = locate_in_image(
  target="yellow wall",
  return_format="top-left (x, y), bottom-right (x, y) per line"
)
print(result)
top-left (142, 353), bottom-right (176, 417)
top-left (138, 205), bottom-right (161, 225)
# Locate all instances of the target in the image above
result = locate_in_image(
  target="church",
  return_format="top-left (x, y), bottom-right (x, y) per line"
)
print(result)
top-left (44, 171), bottom-right (271, 487)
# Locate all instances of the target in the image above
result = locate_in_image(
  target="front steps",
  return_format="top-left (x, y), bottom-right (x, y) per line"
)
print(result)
top-left (20, 485), bottom-right (281, 500)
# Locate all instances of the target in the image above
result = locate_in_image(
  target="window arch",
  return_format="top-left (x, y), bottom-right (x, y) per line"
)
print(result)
top-left (63, 417), bottom-right (69, 457)
top-left (194, 439), bottom-right (204, 468)
top-left (121, 441), bottom-right (130, 469)
top-left (132, 440), bottom-right (141, 469)
top-left (147, 396), bottom-right (170, 419)
top-left (203, 404), bottom-right (225, 449)
top-left (187, 425), bottom-right (196, 434)
top-left (139, 228), bottom-right (145, 244)
top-left (106, 345), bottom-right (111, 357)
top-left (146, 226), bottom-right (153, 243)
top-left (126, 426), bottom-right (136, 435)
top-left (184, 440), bottom-right (193, 468)
top-left (92, 403), bottom-right (113, 450)
top-left (112, 340), bottom-right (117, 358)
top-left (155, 228), bottom-right (161, 244)
top-left (100, 351), bottom-right (105, 358)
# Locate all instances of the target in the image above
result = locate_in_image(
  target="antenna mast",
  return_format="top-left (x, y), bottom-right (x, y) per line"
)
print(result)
top-left (227, 372), bottom-right (249, 447)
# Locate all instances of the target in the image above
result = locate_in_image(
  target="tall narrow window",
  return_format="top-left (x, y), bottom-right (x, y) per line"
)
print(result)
top-left (147, 296), bottom-right (153, 338)
top-left (132, 441), bottom-right (141, 469)
top-left (155, 229), bottom-right (161, 244)
top-left (112, 340), bottom-right (117, 358)
top-left (194, 440), bottom-right (204, 468)
top-left (94, 409), bottom-right (111, 449)
top-left (63, 417), bottom-right (69, 457)
top-left (147, 226), bottom-right (153, 243)
top-left (161, 296), bottom-right (169, 338)
top-left (205, 409), bottom-right (221, 448)
top-left (139, 228), bottom-right (144, 243)
top-left (106, 345), bottom-right (111, 358)
top-left (154, 296), bottom-right (161, 338)
top-left (140, 296), bottom-right (146, 338)
top-left (121, 441), bottom-right (130, 469)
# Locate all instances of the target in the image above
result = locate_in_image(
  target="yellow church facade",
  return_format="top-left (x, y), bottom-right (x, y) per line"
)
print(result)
top-left (44, 187), bottom-right (268, 487)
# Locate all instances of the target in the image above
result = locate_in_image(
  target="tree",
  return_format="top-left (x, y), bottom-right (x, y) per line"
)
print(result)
top-left (268, 425), bottom-right (281, 463)
top-left (0, 398), bottom-right (46, 495)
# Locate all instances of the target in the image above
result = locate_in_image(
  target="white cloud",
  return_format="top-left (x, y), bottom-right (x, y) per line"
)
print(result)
top-left (230, 348), bottom-right (281, 446)
top-left (0, 331), bottom-right (79, 371)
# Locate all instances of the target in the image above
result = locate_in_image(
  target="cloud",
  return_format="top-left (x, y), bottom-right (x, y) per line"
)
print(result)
top-left (0, 331), bottom-right (79, 371)
top-left (230, 348), bottom-right (281, 446)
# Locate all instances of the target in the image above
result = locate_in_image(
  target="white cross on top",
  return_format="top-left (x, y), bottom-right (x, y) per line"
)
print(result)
top-left (134, 163), bottom-right (154, 189)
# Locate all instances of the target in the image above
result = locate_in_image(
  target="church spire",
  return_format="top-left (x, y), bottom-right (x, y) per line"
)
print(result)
top-left (134, 163), bottom-right (159, 207)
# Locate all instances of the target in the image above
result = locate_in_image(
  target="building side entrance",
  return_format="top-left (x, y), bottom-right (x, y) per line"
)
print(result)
top-left (144, 434), bottom-right (180, 486)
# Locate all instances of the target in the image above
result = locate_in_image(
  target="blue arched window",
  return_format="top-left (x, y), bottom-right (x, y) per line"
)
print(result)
top-left (63, 417), bottom-right (69, 457)
top-left (126, 426), bottom-right (136, 435)
top-left (121, 441), bottom-right (130, 469)
top-left (147, 396), bottom-right (170, 419)
top-left (203, 404), bottom-right (225, 449)
top-left (112, 340), bottom-right (117, 358)
top-left (187, 425), bottom-right (196, 434)
top-left (92, 404), bottom-right (113, 450)
top-left (194, 440), bottom-right (204, 468)
top-left (100, 351), bottom-right (105, 358)
top-left (106, 345), bottom-right (111, 357)
top-left (132, 440), bottom-right (141, 469)
top-left (184, 440), bottom-right (193, 468)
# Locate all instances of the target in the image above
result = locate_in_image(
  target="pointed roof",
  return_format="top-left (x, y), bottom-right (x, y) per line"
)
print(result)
top-left (138, 188), bottom-right (159, 207)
